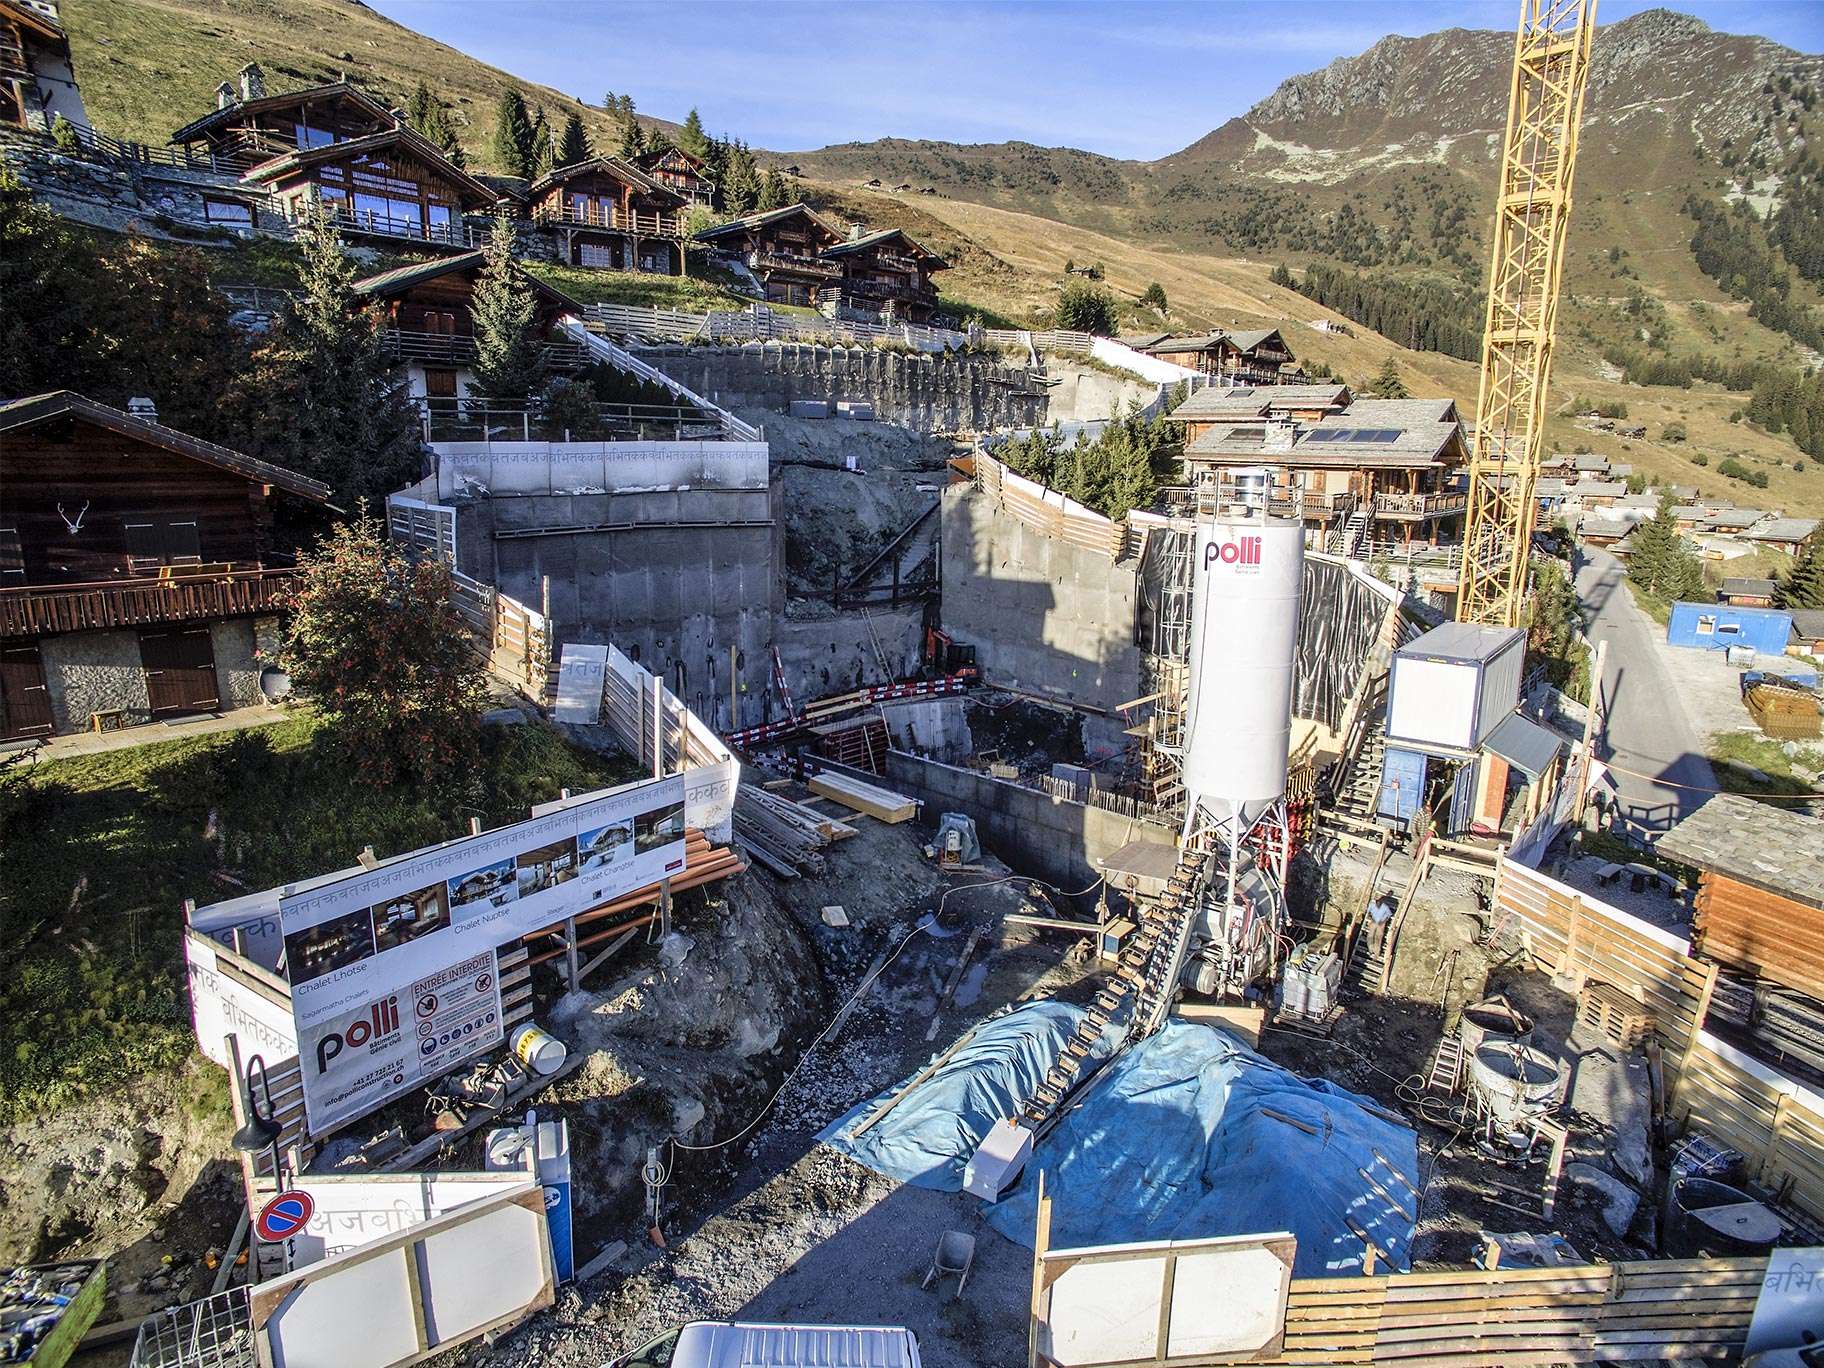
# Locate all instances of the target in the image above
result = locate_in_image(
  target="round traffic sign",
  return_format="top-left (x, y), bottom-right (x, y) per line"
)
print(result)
top-left (255, 1190), bottom-right (314, 1242)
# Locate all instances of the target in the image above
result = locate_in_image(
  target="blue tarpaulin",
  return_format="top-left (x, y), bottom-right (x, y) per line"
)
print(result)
top-left (823, 1003), bottom-right (1419, 1277)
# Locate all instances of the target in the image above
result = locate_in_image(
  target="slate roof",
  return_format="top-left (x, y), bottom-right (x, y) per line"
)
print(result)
top-left (1227, 328), bottom-right (1286, 353)
top-left (1658, 794), bottom-right (1824, 911)
top-left (1751, 518), bottom-right (1821, 544)
top-left (1573, 454), bottom-right (1610, 471)
top-left (351, 252), bottom-right (587, 316)
top-left (1703, 508), bottom-right (1765, 531)
top-left (1580, 515), bottom-right (1632, 539)
top-left (694, 201), bottom-right (843, 243)
top-left (239, 126), bottom-right (500, 205)
top-left (170, 80), bottom-right (393, 146)
top-left (820, 227), bottom-right (947, 269)
top-left (1791, 609), bottom-right (1824, 639)
top-left (0, 391), bottom-right (333, 502)
top-left (1567, 480), bottom-right (1625, 497)
top-left (1719, 577), bottom-right (1778, 596)
top-left (1343, 398), bottom-right (1459, 425)
top-left (524, 154), bottom-right (683, 203)
top-left (1168, 384), bottom-right (1351, 422)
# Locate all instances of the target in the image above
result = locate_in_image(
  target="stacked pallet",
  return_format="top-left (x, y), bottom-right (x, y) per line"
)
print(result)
top-left (808, 770), bottom-right (918, 823)
top-left (1745, 680), bottom-right (1820, 738)
top-left (734, 787), bottom-right (855, 878)
top-left (1577, 981), bottom-right (1655, 1049)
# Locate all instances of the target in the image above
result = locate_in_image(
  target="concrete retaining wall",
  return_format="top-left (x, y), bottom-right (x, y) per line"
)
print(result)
top-left (432, 441), bottom-right (770, 498)
top-left (640, 343), bottom-right (1048, 432)
top-left (823, 751), bottom-right (1172, 893)
top-left (772, 603), bottom-right (924, 704)
top-left (938, 481), bottom-right (1144, 714)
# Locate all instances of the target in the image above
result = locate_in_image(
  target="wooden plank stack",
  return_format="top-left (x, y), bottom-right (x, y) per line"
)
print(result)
top-left (808, 770), bottom-right (918, 823)
top-left (1577, 981), bottom-right (1655, 1049)
top-left (1745, 680), bottom-right (1820, 739)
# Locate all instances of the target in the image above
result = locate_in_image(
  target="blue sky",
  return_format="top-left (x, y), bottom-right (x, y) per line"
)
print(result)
top-left (368, 1), bottom-right (1824, 160)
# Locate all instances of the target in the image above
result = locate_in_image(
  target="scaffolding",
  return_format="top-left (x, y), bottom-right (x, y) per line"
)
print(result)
top-left (1456, 0), bottom-right (1596, 627)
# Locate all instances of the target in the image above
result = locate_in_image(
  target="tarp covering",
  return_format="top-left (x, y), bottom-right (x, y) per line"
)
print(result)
top-left (823, 1004), bottom-right (1419, 1277)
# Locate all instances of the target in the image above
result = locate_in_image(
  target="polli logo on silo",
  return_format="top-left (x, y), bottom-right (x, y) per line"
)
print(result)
top-left (1204, 536), bottom-right (1263, 572)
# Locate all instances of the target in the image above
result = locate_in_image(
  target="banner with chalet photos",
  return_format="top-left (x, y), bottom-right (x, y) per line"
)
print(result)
top-left (278, 771), bottom-right (695, 1135)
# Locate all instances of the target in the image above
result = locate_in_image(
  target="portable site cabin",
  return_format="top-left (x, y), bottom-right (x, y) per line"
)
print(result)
top-left (1666, 601), bottom-right (1792, 658)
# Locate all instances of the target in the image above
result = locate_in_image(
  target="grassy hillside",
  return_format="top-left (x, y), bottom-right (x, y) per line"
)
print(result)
top-left (63, 0), bottom-right (676, 172)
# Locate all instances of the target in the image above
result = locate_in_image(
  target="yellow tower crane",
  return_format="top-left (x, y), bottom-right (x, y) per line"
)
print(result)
top-left (1455, 0), bottom-right (1597, 627)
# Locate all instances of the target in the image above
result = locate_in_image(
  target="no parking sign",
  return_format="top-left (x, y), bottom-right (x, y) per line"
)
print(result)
top-left (255, 1190), bottom-right (315, 1243)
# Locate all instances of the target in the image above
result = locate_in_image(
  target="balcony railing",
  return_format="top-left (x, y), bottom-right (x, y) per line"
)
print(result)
top-left (1373, 492), bottom-right (1469, 519)
top-left (748, 251), bottom-right (842, 280)
top-left (0, 37), bottom-right (28, 79)
top-left (841, 277), bottom-right (939, 305)
top-left (532, 203), bottom-right (683, 237)
top-left (311, 203), bottom-right (466, 247)
top-left (379, 329), bottom-right (593, 370)
top-left (0, 567), bottom-right (297, 637)
top-left (418, 399), bottom-right (727, 445)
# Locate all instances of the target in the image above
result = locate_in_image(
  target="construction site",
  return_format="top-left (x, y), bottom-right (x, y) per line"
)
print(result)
top-left (4, 1), bottom-right (1823, 1367)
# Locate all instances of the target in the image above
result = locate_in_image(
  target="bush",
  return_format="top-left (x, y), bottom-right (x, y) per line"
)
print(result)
top-left (1692, 452), bottom-right (1709, 466)
top-left (1718, 456), bottom-right (1771, 488)
top-left (1055, 278), bottom-right (1118, 336)
top-left (1139, 281), bottom-right (1167, 313)
top-left (50, 114), bottom-right (81, 155)
top-left (1662, 421), bottom-right (1687, 442)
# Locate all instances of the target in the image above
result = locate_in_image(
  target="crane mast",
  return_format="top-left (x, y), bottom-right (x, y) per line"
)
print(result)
top-left (1456, 0), bottom-right (1597, 627)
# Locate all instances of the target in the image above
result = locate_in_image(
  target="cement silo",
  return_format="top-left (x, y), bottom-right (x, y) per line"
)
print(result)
top-left (1181, 499), bottom-right (1304, 832)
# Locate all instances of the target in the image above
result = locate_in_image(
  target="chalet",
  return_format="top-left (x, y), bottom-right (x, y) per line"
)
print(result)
top-left (169, 66), bottom-right (395, 172)
top-left (631, 145), bottom-right (715, 205)
top-left (1168, 391), bottom-right (1468, 552)
top-left (1717, 577), bottom-right (1777, 608)
top-left (1791, 609), bottom-right (1824, 654)
top-left (0, 0), bottom-right (85, 132)
top-left (0, 392), bottom-right (332, 739)
top-left (1120, 330), bottom-right (1296, 383)
top-left (351, 252), bottom-right (590, 404)
top-left (1747, 517), bottom-right (1820, 551)
top-left (525, 155), bottom-right (687, 274)
top-left (694, 203), bottom-right (845, 308)
top-left (1578, 514), bottom-right (1632, 548)
top-left (820, 227), bottom-right (948, 324)
top-left (242, 124), bottom-right (503, 249)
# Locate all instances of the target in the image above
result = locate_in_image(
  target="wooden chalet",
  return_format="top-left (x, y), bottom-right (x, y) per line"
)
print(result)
top-left (1168, 389), bottom-right (1469, 551)
top-left (351, 253), bottom-right (591, 403)
top-left (0, 392), bottom-right (332, 739)
top-left (242, 125), bottom-right (502, 249)
top-left (1125, 329), bottom-right (1295, 383)
top-left (0, 0), bottom-right (86, 132)
top-left (525, 155), bottom-right (687, 274)
top-left (169, 66), bottom-right (395, 171)
top-left (632, 145), bottom-right (715, 205)
top-left (695, 203), bottom-right (845, 308)
top-left (821, 227), bottom-right (948, 324)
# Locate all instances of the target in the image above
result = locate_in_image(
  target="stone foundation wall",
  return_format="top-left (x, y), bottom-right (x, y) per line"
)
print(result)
top-left (39, 628), bottom-right (151, 732)
top-left (640, 343), bottom-right (1049, 433)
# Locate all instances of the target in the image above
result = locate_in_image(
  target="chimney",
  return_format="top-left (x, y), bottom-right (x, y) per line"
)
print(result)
top-left (238, 62), bottom-right (266, 102)
top-left (1263, 420), bottom-right (1294, 453)
top-left (216, 81), bottom-right (235, 110)
top-left (126, 396), bottom-right (158, 422)
top-left (849, 223), bottom-right (864, 242)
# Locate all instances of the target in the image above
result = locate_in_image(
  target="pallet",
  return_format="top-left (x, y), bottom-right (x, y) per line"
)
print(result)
top-left (1578, 980), bottom-right (1654, 1050)
top-left (1268, 1003), bottom-right (1342, 1039)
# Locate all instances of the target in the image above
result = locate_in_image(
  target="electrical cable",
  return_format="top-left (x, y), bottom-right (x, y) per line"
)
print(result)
top-left (670, 871), bottom-right (1103, 1160)
top-left (1596, 756), bottom-right (1824, 801)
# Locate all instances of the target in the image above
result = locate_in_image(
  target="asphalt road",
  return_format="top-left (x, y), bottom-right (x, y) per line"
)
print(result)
top-left (1574, 546), bottom-right (1717, 838)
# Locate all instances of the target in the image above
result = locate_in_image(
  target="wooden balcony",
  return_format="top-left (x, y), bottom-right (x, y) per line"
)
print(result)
top-left (533, 203), bottom-right (684, 237)
top-left (841, 276), bottom-right (939, 307)
top-left (1373, 492), bottom-right (1469, 520)
top-left (748, 250), bottom-right (842, 281)
top-left (0, 567), bottom-right (299, 638)
top-left (312, 203), bottom-right (467, 248)
top-left (379, 330), bottom-right (593, 370)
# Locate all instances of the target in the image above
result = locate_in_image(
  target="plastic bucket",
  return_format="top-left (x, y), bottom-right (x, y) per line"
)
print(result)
top-left (510, 1023), bottom-right (568, 1076)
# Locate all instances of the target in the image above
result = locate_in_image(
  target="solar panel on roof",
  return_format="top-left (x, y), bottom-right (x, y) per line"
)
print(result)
top-left (1360, 429), bottom-right (1402, 443)
top-left (1305, 429), bottom-right (1348, 442)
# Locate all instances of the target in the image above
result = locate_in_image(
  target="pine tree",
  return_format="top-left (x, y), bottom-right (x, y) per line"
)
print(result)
top-left (492, 88), bottom-right (536, 179)
top-left (469, 213), bottom-right (547, 401)
top-left (618, 114), bottom-right (646, 159)
top-left (227, 206), bottom-right (420, 503)
top-left (1780, 532), bottom-right (1824, 609)
top-left (529, 107), bottom-right (553, 176)
top-left (1626, 492), bottom-right (1706, 604)
top-left (556, 111), bottom-right (591, 167)
top-left (1366, 357), bottom-right (1409, 398)
top-left (722, 142), bottom-right (759, 214)
top-left (405, 81), bottom-right (465, 167)
top-left (618, 95), bottom-right (635, 119)
top-left (1140, 281), bottom-right (1167, 313)
top-left (679, 107), bottom-right (710, 160)
top-left (755, 168), bottom-right (789, 213)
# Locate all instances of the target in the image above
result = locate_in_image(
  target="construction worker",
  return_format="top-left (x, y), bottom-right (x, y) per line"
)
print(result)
top-left (1366, 894), bottom-right (1394, 958)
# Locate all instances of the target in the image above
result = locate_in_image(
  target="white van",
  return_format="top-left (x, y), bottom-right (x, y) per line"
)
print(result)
top-left (608, 1321), bottom-right (922, 1368)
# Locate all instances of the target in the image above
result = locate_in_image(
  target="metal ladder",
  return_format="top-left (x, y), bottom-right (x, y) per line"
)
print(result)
top-left (1427, 1033), bottom-right (1466, 1094)
top-left (1016, 845), bottom-right (1209, 1129)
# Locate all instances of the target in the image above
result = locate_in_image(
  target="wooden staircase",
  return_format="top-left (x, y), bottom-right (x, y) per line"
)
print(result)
top-left (1017, 845), bottom-right (1209, 1130)
top-left (1338, 714), bottom-right (1388, 819)
top-left (1329, 508), bottom-right (1372, 558)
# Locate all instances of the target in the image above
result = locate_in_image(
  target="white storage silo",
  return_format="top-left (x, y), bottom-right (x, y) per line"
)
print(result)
top-left (1181, 504), bottom-right (1304, 830)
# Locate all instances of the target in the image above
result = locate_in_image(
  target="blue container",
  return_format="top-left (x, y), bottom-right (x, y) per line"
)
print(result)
top-left (1667, 601), bottom-right (1792, 657)
top-left (1377, 747), bottom-right (1426, 823)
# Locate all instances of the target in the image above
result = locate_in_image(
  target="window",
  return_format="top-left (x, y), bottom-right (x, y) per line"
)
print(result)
top-left (1695, 615), bottom-right (1717, 635)
top-left (203, 198), bottom-right (254, 228)
top-left (297, 123), bottom-right (337, 150)
top-left (0, 526), bottom-right (22, 582)
top-left (1717, 623), bottom-right (1741, 637)
top-left (124, 519), bottom-right (201, 572)
top-left (423, 368), bottom-right (458, 399)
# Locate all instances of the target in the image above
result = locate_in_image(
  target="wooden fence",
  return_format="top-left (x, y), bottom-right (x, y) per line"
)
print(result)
top-left (448, 568), bottom-right (553, 707)
top-left (974, 450), bottom-right (1133, 560)
top-left (1266, 1254), bottom-right (1770, 1367)
top-left (582, 299), bottom-right (1093, 357)
top-left (1492, 856), bottom-right (1824, 1225)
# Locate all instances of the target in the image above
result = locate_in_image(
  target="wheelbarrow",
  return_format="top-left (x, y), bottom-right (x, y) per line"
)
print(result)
top-left (922, 1229), bottom-right (975, 1299)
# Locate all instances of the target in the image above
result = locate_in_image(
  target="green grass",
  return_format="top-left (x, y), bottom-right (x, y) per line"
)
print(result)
top-left (0, 712), bottom-right (638, 1122)
top-left (1707, 730), bottom-right (1824, 798)
top-left (1623, 580), bottom-right (1674, 626)
top-left (524, 260), bottom-right (755, 312)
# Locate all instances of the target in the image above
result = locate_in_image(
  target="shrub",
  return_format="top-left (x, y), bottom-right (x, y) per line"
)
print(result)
top-left (1692, 452), bottom-right (1709, 466)
top-left (1662, 421), bottom-right (1687, 442)
top-left (50, 114), bottom-right (81, 155)
top-left (1055, 278), bottom-right (1118, 336)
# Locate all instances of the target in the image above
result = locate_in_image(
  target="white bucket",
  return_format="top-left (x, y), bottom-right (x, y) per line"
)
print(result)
top-left (510, 1023), bottom-right (568, 1076)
